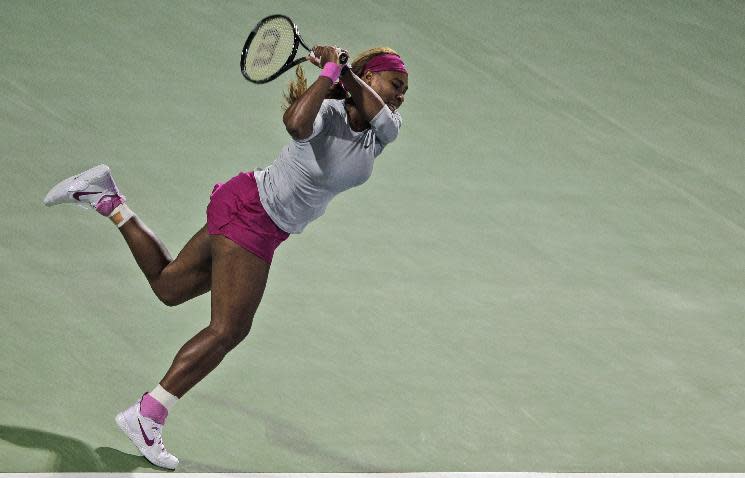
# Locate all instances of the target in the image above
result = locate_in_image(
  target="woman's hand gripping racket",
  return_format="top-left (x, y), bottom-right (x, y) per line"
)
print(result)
top-left (241, 14), bottom-right (348, 84)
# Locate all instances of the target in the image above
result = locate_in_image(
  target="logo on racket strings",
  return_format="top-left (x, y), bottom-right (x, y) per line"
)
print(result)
top-left (253, 29), bottom-right (281, 68)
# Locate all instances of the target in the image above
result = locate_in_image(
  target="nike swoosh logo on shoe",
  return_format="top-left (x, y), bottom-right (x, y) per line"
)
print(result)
top-left (138, 418), bottom-right (155, 446)
top-left (73, 191), bottom-right (101, 201)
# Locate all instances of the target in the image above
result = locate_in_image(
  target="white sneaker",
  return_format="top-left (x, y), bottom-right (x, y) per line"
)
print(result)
top-left (115, 400), bottom-right (179, 470)
top-left (43, 164), bottom-right (124, 214)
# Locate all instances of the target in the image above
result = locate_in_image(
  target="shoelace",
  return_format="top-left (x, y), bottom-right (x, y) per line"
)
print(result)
top-left (149, 424), bottom-right (169, 454)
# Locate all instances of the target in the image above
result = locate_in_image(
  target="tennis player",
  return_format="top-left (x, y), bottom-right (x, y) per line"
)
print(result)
top-left (43, 46), bottom-right (408, 469)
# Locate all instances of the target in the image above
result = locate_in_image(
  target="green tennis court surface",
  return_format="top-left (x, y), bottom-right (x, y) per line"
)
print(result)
top-left (2, 0), bottom-right (745, 472)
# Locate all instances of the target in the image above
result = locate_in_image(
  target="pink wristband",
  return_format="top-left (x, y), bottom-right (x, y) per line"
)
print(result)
top-left (319, 62), bottom-right (343, 83)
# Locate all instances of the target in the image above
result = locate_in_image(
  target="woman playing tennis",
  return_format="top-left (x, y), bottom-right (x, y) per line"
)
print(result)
top-left (43, 45), bottom-right (408, 469)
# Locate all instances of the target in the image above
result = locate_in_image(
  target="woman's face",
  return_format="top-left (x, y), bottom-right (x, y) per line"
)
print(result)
top-left (364, 70), bottom-right (408, 113)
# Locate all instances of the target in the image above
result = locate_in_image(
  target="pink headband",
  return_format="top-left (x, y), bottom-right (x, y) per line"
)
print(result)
top-left (362, 54), bottom-right (408, 75)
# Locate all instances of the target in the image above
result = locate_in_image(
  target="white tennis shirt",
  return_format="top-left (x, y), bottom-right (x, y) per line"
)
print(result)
top-left (254, 99), bottom-right (402, 234)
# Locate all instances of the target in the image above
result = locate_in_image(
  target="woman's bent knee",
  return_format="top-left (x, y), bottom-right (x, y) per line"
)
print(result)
top-left (209, 321), bottom-right (253, 351)
top-left (153, 285), bottom-right (187, 307)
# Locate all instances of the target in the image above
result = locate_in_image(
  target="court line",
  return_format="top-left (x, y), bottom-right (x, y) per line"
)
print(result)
top-left (0, 74), bottom-right (67, 124)
top-left (3, 473), bottom-right (745, 478)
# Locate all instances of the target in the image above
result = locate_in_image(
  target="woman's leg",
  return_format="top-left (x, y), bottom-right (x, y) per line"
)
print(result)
top-left (118, 220), bottom-right (212, 306)
top-left (43, 164), bottom-right (212, 306)
top-left (158, 234), bottom-right (270, 397)
top-left (115, 235), bottom-right (270, 469)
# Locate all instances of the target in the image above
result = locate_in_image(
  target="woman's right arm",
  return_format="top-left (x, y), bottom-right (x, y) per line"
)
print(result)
top-left (282, 46), bottom-right (340, 140)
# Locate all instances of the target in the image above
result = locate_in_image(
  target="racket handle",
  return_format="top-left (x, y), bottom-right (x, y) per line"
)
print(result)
top-left (311, 48), bottom-right (347, 65)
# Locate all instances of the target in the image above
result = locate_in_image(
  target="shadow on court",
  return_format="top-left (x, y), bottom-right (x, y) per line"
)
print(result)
top-left (0, 424), bottom-right (237, 472)
top-left (193, 392), bottom-right (392, 472)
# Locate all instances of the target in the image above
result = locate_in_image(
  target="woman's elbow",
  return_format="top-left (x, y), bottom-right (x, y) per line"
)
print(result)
top-left (284, 122), bottom-right (311, 140)
top-left (282, 115), bottom-right (304, 139)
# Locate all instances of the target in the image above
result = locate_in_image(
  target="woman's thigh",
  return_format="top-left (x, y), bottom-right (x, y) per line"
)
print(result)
top-left (157, 225), bottom-right (213, 304)
top-left (208, 234), bottom-right (270, 339)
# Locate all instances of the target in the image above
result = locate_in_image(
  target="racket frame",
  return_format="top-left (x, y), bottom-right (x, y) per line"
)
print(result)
top-left (240, 14), bottom-right (348, 84)
top-left (240, 14), bottom-right (311, 84)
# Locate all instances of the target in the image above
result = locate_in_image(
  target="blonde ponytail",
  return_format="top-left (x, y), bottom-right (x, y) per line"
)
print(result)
top-left (282, 65), bottom-right (309, 110)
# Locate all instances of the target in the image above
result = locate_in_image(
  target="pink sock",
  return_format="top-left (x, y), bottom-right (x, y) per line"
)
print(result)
top-left (139, 393), bottom-right (169, 425)
top-left (95, 194), bottom-right (124, 216)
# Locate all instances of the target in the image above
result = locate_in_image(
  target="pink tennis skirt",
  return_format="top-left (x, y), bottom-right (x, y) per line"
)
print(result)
top-left (206, 171), bottom-right (289, 264)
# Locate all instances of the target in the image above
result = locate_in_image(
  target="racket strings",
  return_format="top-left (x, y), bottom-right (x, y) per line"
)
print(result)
top-left (244, 17), bottom-right (297, 82)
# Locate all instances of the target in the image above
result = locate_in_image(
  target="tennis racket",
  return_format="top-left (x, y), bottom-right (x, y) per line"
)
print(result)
top-left (240, 14), bottom-right (348, 84)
